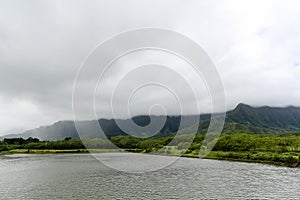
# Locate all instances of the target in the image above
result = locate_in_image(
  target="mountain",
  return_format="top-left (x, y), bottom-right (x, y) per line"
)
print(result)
top-left (197, 103), bottom-right (300, 134)
top-left (227, 103), bottom-right (300, 131)
top-left (3, 116), bottom-right (193, 141)
top-left (3, 104), bottom-right (300, 140)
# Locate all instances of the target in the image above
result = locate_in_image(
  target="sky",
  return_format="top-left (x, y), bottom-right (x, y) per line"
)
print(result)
top-left (0, 0), bottom-right (300, 135)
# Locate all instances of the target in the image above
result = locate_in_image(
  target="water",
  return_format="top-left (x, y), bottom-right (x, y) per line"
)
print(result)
top-left (0, 153), bottom-right (299, 199)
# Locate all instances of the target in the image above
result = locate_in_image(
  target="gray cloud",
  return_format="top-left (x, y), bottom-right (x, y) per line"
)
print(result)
top-left (0, 0), bottom-right (300, 134)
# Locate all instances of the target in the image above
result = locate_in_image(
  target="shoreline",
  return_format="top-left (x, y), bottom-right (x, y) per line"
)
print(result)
top-left (181, 154), bottom-right (300, 168)
top-left (1, 148), bottom-right (299, 168)
top-left (0, 149), bottom-right (122, 155)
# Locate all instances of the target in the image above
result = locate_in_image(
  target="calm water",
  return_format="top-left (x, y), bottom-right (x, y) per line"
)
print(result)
top-left (0, 153), bottom-right (299, 199)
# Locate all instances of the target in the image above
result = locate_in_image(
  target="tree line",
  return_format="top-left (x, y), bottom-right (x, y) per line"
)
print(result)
top-left (1, 132), bottom-right (300, 155)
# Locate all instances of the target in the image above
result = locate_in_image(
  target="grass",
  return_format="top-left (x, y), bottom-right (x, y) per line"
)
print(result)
top-left (2, 133), bottom-right (300, 168)
top-left (1, 147), bottom-right (300, 167)
top-left (203, 151), bottom-right (300, 167)
top-left (0, 148), bottom-right (122, 155)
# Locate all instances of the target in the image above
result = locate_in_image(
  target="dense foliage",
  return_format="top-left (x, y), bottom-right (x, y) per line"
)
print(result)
top-left (1, 133), bottom-right (300, 166)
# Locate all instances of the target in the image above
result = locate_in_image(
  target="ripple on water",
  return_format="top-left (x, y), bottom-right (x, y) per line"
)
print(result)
top-left (0, 153), bottom-right (299, 199)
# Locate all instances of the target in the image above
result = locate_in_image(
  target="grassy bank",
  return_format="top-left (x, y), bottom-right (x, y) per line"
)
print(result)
top-left (1, 133), bottom-right (300, 167)
top-left (191, 151), bottom-right (299, 167)
top-left (0, 148), bottom-right (123, 155)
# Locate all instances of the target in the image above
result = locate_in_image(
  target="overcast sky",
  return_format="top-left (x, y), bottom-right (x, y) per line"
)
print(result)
top-left (0, 0), bottom-right (300, 135)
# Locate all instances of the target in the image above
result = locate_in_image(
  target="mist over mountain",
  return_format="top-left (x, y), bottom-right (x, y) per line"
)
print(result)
top-left (3, 104), bottom-right (300, 141)
top-left (226, 103), bottom-right (300, 131)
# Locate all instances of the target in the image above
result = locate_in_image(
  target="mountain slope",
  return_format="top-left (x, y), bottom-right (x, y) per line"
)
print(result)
top-left (3, 104), bottom-right (300, 140)
top-left (226, 103), bottom-right (300, 131)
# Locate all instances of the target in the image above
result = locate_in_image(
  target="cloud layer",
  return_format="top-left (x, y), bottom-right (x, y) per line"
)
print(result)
top-left (0, 0), bottom-right (300, 134)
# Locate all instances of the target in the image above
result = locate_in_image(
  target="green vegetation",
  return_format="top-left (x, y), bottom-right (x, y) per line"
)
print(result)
top-left (205, 132), bottom-right (300, 167)
top-left (1, 133), bottom-right (300, 167)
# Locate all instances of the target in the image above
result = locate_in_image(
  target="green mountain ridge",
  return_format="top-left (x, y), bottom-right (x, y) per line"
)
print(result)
top-left (3, 103), bottom-right (300, 140)
top-left (226, 103), bottom-right (300, 131)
